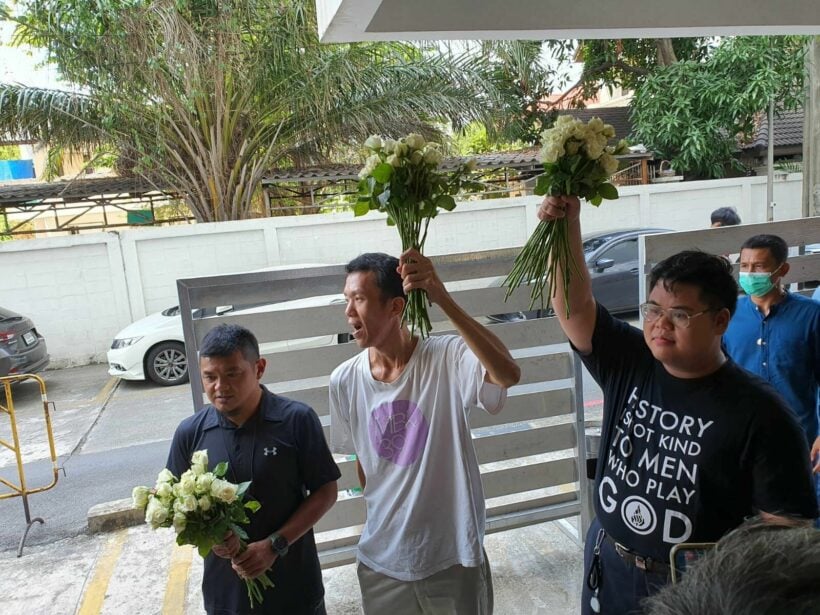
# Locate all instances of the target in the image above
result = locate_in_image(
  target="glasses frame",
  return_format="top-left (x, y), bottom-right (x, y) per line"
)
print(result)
top-left (639, 303), bottom-right (713, 329)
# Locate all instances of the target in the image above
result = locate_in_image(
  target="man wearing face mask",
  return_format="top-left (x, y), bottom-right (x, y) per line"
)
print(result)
top-left (723, 234), bottom-right (820, 517)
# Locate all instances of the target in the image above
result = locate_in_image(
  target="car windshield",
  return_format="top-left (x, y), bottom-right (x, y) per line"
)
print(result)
top-left (582, 234), bottom-right (624, 255)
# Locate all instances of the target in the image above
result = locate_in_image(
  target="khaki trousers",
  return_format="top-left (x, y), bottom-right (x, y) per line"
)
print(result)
top-left (357, 551), bottom-right (493, 615)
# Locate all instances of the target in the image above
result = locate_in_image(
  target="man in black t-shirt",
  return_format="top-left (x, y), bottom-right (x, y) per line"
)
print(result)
top-left (536, 195), bottom-right (817, 615)
top-left (166, 324), bottom-right (340, 614)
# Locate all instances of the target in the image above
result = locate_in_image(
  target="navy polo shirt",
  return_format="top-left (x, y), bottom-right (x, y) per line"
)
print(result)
top-left (167, 387), bottom-right (341, 615)
top-left (724, 293), bottom-right (820, 444)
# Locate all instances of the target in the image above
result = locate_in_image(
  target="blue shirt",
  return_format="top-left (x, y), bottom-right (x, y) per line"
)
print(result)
top-left (724, 293), bottom-right (820, 443)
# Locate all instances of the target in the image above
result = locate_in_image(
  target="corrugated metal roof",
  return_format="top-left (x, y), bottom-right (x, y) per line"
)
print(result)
top-left (0, 176), bottom-right (170, 206)
top-left (262, 150), bottom-right (543, 183)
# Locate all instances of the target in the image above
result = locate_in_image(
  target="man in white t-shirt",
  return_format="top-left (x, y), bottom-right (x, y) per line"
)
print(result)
top-left (329, 250), bottom-right (521, 615)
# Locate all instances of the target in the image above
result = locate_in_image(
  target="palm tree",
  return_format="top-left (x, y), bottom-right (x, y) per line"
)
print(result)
top-left (0, 0), bottom-right (498, 221)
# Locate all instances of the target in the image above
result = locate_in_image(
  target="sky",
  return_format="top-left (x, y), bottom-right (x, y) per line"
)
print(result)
top-left (0, 20), bottom-right (69, 89)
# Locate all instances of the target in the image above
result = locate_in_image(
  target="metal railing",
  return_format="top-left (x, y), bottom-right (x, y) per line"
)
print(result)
top-left (0, 374), bottom-right (61, 556)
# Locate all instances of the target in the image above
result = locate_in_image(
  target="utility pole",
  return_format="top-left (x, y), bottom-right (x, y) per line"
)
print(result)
top-left (803, 37), bottom-right (820, 218)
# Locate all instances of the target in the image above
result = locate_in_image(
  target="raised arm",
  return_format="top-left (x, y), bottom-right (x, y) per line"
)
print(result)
top-left (538, 195), bottom-right (597, 353)
top-left (398, 248), bottom-right (521, 388)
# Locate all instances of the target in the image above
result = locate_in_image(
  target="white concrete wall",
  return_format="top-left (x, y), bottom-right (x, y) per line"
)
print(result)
top-left (0, 174), bottom-right (809, 367)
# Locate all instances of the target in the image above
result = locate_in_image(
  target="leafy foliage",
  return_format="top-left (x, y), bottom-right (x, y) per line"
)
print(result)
top-left (356, 134), bottom-right (481, 337)
top-left (0, 0), bottom-right (498, 221)
top-left (631, 36), bottom-right (808, 178)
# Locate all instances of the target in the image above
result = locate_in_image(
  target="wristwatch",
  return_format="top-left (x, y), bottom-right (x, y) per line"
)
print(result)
top-left (269, 532), bottom-right (289, 557)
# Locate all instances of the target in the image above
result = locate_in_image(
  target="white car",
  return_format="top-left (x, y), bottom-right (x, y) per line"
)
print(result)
top-left (107, 294), bottom-right (346, 386)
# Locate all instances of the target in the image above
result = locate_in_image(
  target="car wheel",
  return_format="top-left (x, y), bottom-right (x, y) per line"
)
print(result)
top-left (145, 342), bottom-right (188, 386)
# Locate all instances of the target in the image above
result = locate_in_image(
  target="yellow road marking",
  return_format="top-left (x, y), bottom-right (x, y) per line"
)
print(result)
top-left (162, 543), bottom-right (194, 614)
top-left (77, 530), bottom-right (127, 615)
top-left (92, 377), bottom-right (119, 407)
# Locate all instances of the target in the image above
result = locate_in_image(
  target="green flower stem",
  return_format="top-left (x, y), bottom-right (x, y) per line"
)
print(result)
top-left (236, 540), bottom-right (275, 610)
top-left (385, 200), bottom-right (433, 338)
top-left (503, 216), bottom-right (582, 319)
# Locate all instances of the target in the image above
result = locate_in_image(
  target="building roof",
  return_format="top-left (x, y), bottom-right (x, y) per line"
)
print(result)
top-left (559, 106), bottom-right (635, 142)
top-left (742, 108), bottom-right (804, 151)
top-left (0, 176), bottom-right (170, 206)
top-left (262, 150), bottom-right (544, 184)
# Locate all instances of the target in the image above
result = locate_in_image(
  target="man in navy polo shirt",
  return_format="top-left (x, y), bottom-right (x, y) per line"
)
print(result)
top-left (166, 324), bottom-right (340, 614)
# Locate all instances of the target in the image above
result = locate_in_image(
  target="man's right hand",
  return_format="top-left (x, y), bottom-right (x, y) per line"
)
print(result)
top-left (537, 195), bottom-right (581, 223)
top-left (212, 530), bottom-right (241, 559)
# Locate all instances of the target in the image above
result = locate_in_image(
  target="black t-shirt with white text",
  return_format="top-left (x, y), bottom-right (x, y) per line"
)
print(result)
top-left (579, 304), bottom-right (817, 561)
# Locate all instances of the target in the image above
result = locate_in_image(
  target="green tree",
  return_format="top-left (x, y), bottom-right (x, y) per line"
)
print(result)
top-left (550, 36), bottom-right (807, 179)
top-left (632, 36), bottom-right (807, 178)
top-left (0, 0), bottom-right (498, 221)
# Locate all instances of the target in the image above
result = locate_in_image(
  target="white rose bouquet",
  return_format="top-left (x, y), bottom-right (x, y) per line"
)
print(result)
top-left (133, 449), bottom-right (274, 609)
top-left (504, 116), bottom-right (629, 317)
top-left (356, 134), bottom-right (480, 338)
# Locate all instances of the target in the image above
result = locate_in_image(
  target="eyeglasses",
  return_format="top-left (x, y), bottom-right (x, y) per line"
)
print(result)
top-left (639, 303), bottom-right (712, 329)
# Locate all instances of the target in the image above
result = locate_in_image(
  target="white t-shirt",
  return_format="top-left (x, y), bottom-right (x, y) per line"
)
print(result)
top-left (329, 335), bottom-right (506, 581)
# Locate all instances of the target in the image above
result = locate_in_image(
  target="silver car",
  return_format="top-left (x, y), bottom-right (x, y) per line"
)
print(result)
top-left (489, 227), bottom-right (671, 321)
top-left (0, 306), bottom-right (50, 377)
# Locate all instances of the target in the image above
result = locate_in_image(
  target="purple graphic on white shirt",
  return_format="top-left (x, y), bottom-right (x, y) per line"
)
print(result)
top-left (369, 400), bottom-right (429, 466)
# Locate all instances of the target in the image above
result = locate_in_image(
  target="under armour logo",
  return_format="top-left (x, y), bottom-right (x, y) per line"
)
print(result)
top-left (263, 446), bottom-right (278, 456)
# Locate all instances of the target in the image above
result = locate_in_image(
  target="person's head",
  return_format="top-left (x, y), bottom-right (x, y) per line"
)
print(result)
top-left (738, 234), bottom-right (790, 298)
top-left (343, 253), bottom-right (407, 348)
top-left (644, 523), bottom-right (820, 615)
top-left (710, 207), bottom-right (741, 228)
top-left (643, 251), bottom-right (736, 377)
top-left (199, 324), bottom-right (266, 423)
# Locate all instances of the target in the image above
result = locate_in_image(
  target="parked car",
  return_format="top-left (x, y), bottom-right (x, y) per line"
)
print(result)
top-left (488, 227), bottom-right (671, 322)
top-left (107, 294), bottom-right (347, 386)
top-left (0, 306), bottom-right (50, 377)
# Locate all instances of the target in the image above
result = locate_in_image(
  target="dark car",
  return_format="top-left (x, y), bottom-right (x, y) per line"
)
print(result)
top-left (490, 227), bottom-right (671, 321)
top-left (0, 306), bottom-right (50, 377)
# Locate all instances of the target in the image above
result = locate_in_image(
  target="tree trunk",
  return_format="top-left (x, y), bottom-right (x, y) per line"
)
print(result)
top-left (803, 36), bottom-right (820, 217)
top-left (655, 39), bottom-right (678, 66)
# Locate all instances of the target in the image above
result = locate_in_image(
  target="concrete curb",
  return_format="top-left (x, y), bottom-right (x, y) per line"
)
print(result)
top-left (88, 498), bottom-right (145, 534)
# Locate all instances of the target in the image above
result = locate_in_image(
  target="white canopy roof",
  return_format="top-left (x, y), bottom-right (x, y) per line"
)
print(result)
top-left (316, 0), bottom-right (820, 42)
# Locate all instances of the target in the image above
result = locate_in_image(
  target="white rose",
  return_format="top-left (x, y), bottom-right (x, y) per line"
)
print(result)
top-left (172, 513), bottom-right (187, 534)
top-left (565, 141), bottom-right (580, 156)
top-left (210, 478), bottom-right (238, 504)
top-left (364, 135), bottom-right (383, 150)
top-left (156, 468), bottom-right (175, 484)
top-left (198, 495), bottom-right (212, 511)
top-left (155, 482), bottom-right (173, 500)
top-left (382, 138), bottom-right (398, 154)
top-left (191, 450), bottom-right (208, 467)
top-left (603, 125), bottom-right (616, 139)
top-left (387, 154), bottom-right (401, 168)
top-left (145, 498), bottom-right (169, 529)
top-left (394, 142), bottom-right (408, 157)
top-left (404, 133), bottom-right (425, 150)
top-left (195, 473), bottom-right (214, 494)
top-left (423, 148), bottom-right (442, 165)
top-left (410, 150), bottom-right (424, 165)
top-left (132, 486), bottom-right (150, 509)
top-left (599, 153), bottom-right (619, 175)
top-left (179, 473), bottom-right (197, 496)
top-left (179, 494), bottom-right (198, 513)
